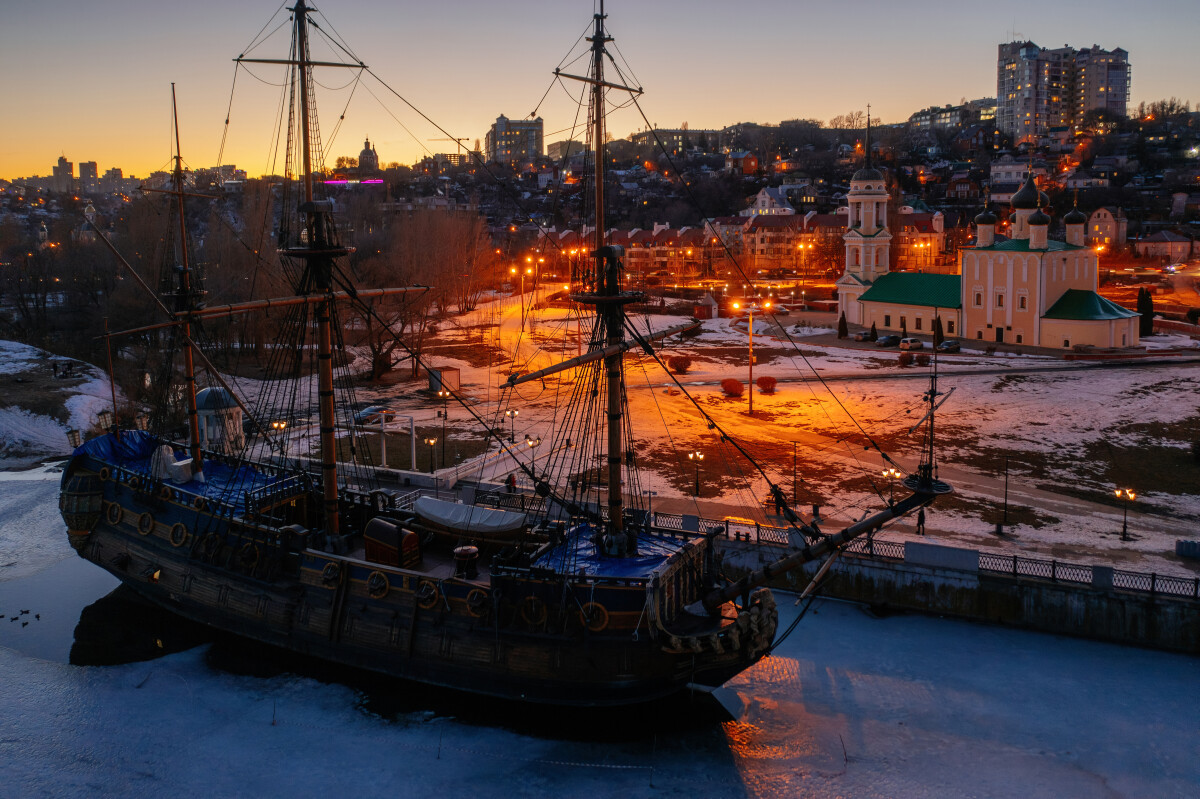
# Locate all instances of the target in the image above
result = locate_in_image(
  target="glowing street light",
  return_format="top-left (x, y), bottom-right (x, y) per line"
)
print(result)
top-left (732, 300), bottom-right (770, 415)
top-left (1114, 488), bottom-right (1136, 541)
top-left (882, 466), bottom-right (902, 506)
top-left (524, 434), bottom-right (542, 471)
top-left (425, 437), bottom-right (438, 474)
top-left (505, 409), bottom-right (519, 442)
top-left (437, 388), bottom-right (450, 463)
top-left (688, 450), bottom-right (703, 496)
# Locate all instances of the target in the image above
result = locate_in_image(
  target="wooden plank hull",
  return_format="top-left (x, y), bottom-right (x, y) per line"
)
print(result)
top-left (62, 453), bottom-right (778, 706)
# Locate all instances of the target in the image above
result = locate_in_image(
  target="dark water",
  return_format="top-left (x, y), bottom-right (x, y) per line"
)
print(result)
top-left (0, 555), bottom-right (731, 739)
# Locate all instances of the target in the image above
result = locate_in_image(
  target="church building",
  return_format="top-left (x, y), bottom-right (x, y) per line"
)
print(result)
top-left (837, 171), bottom-right (1139, 349)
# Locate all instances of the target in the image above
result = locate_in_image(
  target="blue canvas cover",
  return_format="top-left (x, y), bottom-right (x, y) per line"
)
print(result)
top-left (533, 524), bottom-right (688, 579)
top-left (76, 431), bottom-right (297, 512)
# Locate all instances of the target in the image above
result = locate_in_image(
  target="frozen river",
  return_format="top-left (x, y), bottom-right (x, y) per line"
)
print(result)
top-left (1, 467), bottom-right (1196, 798)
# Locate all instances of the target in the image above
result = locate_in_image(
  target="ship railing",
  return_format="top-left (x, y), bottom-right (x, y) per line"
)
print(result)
top-left (243, 474), bottom-right (310, 516)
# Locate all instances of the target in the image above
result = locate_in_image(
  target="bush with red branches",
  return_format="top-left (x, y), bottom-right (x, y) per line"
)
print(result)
top-left (720, 378), bottom-right (744, 397)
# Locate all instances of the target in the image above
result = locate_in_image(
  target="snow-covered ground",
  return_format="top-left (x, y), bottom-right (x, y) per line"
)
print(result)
top-left (0, 342), bottom-right (114, 468)
top-left (1, 468), bottom-right (1196, 798)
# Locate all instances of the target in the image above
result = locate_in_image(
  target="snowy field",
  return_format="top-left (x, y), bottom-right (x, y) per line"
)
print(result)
top-left (1, 468), bottom-right (1197, 799)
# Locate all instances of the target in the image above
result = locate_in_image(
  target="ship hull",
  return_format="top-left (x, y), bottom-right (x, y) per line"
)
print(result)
top-left (62, 448), bottom-right (778, 707)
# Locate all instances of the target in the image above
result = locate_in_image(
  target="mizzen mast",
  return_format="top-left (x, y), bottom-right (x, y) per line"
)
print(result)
top-left (169, 84), bottom-right (204, 468)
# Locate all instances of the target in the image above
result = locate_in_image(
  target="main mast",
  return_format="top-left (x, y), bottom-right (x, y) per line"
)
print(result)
top-left (561, 4), bottom-right (645, 554)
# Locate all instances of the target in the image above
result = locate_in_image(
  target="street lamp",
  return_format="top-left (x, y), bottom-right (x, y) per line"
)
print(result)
top-left (525, 434), bottom-right (542, 471)
top-left (688, 450), bottom-right (703, 496)
top-left (437, 388), bottom-right (450, 464)
top-left (505, 409), bottom-right (519, 442)
top-left (1114, 488), bottom-right (1136, 541)
top-left (882, 467), bottom-right (901, 506)
top-left (732, 300), bottom-right (770, 415)
top-left (425, 437), bottom-right (438, 474)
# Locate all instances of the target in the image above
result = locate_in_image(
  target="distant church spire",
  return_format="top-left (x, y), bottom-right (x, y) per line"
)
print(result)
top-left (865, 104), bottom-right (872, 170)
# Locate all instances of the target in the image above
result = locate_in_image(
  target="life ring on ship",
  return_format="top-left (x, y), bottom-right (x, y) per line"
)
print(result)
top-left (169, 523), bottom-right (189, 548)
top-left (239, 543), bottom-right (260, 570)
top-left (136, 512), bottom-right (155, 536)
top-left (415, 579), bottom-right (440, 610)
top-left (193, 497), bottom-right (208, 511)
top-left (105, 501), bottom-right (123, 526)
top-left (466, 589), bottom-right (489, 618)
top-left (201, 533), bottom-right (222, 559)
top-left (520, 596), bottom-right (548, 627)
top-left (98, 467), bottom-right (111, 482)
top-left (159, 486), bottom-right (173, 501)
top-left (367, 571), bottom-right (390, 599)
top-left (129, 476), bottom-right (142, 491)
top-left (578, 602), bottom-right (609, 633)
top-left (321, 561), bottom-right (341, 587)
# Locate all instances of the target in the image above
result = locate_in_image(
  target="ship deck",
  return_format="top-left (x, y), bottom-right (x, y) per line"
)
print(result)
top-left (75, 431), bottom-right (300, 513)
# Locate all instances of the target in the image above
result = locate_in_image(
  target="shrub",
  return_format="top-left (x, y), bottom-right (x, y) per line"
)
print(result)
top-left (898, 352), bottom-right (914, 368)
top-left (915, 353), bottom-right (931, 367)
top-left (667, 354), bottom-right (692, 374)
top-left (756, 376), bottom-right (777, 393)
top-left (720, 378), bottom-right (744, 397)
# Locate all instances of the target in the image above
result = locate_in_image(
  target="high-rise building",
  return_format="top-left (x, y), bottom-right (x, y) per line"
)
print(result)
top-left (52, 156), bottom-right (74, 193)
top-left (485, 115), bottom-right (543, 165)
top-left (79, 161), bottom-right (99, 193)
top-left (996, 41), bottom-right (1130, 142)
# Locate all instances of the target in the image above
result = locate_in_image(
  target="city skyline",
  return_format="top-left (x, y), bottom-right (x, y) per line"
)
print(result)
top-left (2, 0), bottom-right (1197, 180)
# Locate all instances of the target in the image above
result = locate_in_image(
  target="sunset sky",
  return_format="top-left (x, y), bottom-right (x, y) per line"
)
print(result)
top-left (2, 0), bottom-right (1197, 179)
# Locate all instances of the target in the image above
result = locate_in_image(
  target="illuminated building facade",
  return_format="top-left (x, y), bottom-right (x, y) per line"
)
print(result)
top-left (996, 41), bottom-right (1130, 143)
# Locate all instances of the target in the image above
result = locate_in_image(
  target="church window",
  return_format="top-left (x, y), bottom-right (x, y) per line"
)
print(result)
top-left (1016, 334), bottom-right (1023, 343)
top-left (977, 331), bottom-right (984, 339)
top-left (884, 315), bottom-right (891, 327)
top-left (996, 295), bottom-right (1004, 308)
top-left (1018, 296), bottom-right (1027, 310)
top-left (1063, 339), bottom-right (1070, 348)
top-left (974, 292), bottom-right (982, 307)
top-left (915, 318), bottom-right (923, 331)
top-left (947, 321), bottom-right (955, 334)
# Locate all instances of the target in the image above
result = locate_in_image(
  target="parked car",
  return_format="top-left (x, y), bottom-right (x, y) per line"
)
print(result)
top-left (354, 405), bottom-right (396, 424)
top-left (875, 335), bottom-right (901, 347)
top-left (936, 339), bottom-right (961, 353)
top-left (852, 330), bottom-right (872, 342)
top-left (899, 337), bottom-right (924, 350)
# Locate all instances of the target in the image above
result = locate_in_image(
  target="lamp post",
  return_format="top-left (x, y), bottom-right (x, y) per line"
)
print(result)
top-left (688, 450), bottom-right (703, 496)
top-left (732, 300), bottom-right (770, 415)
top-left (525, 435), bottom-right (542, 472)
top-left (505, 409), bottom-right (519, 442)
top-left (882, 466), bottom-right (901, 507)
top-left (437, 388), bottom-right (450, 464)
top-left (1114, 488), bottom-right (1136, 541)
top-left (793, 441), bottom-right (798, 505)
top-left (425, 437), bottom-right (438, 474)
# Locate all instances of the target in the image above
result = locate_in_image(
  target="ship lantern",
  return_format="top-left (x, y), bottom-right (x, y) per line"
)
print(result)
top-left (195, 387), bottom-right (245, 455)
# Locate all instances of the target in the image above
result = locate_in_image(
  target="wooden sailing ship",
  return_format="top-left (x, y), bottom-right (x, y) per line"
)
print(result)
top-left (58, 1), bottom-right (949, 705)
